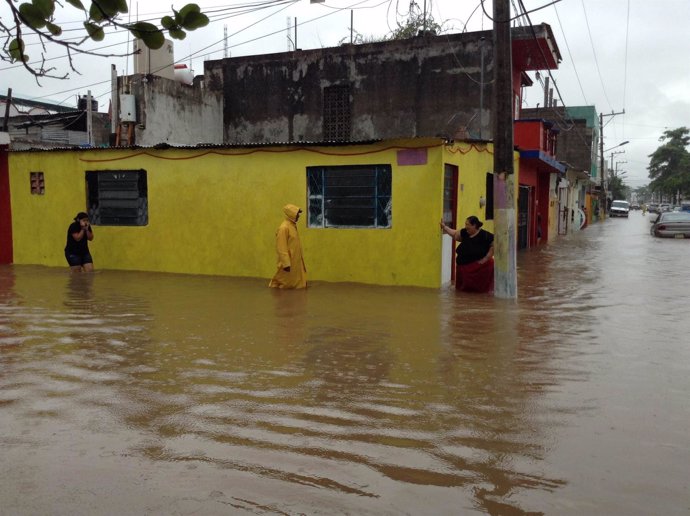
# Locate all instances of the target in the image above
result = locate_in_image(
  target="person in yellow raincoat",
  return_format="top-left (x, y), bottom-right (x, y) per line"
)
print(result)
top-left (269, 204), bottom-right (307, 289)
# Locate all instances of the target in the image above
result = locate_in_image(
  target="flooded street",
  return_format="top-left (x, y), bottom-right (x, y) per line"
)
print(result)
top-left (1, 212), bottom-right (689, 515)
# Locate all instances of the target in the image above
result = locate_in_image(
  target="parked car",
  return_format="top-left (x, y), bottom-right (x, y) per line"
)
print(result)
top-left (609, 200), bottom-right (630, 218)
top-left (650, 211), bottom-right (690, 238)
top-left (648, 203), bottom-right (659, 213)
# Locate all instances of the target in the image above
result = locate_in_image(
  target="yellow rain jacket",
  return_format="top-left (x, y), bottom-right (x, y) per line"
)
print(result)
top-left (269, 204), bottom-right (307, 289)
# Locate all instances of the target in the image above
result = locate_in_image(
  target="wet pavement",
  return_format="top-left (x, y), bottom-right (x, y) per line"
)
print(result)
top-left (1, 211), bottom-right (689, 515)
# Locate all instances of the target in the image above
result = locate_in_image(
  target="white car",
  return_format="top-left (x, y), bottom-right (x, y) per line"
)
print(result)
top-left (610, 200), bottom-right (630, 218)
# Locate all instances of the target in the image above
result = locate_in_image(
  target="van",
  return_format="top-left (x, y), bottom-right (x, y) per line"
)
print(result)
top-left (610, 200), bottom-right (630, 218)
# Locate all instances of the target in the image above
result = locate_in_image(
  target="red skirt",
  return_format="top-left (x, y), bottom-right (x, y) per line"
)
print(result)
top-left (456, 259), bottom-right (494, 293)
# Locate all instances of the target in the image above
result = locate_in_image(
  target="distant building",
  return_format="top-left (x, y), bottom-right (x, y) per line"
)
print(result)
top-left (1, 95), bottom-right (110, 149)
top-left (521, 105), bottom-right (600, 229)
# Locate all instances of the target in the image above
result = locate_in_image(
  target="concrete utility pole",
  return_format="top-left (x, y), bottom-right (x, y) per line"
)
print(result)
top-left (86, 90), bottom-right (93, 147)
top-left (599, 109), bottom-right (625, 217)
top-left (2, 88), bottom-right (11, 132)
top-left (492, 0), bottom-right (517, 299)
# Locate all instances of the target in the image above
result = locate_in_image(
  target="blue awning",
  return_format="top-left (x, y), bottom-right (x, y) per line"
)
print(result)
top-left (519, 149), bottom-right (566, 173)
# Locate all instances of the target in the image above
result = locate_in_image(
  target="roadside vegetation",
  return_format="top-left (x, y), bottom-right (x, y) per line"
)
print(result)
top-left (1, 0), bottom-right (209, 80)
top-left (646, 127), bottom-right (690, 205)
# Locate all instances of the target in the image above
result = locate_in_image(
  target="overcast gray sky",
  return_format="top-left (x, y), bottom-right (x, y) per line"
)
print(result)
top-left (2, 0), bottom-right (689, 189)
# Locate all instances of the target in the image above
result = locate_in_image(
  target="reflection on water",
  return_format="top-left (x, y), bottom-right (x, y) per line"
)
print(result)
top-left (1, 213), bottom-right (689, 515)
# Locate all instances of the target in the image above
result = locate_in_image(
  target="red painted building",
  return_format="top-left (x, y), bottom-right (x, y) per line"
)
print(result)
top-left (511, 24), bottom-right (564, 248)
top-left (514, 119), bottom-right (565, 247)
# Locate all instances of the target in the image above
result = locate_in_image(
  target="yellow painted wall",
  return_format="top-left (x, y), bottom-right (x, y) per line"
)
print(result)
top-left (9, 139), bottom-right (493, 288)
top-left (442, 142), bottom-right (497, 233)
top-left (584, 192), bottom-right (592, 225)
top-left (442, 143), bottom-right (521, 234)
top-left (8, 140), bottom-right (508, 288)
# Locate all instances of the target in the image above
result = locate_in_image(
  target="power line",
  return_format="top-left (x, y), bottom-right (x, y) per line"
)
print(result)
top-left (579, 0), bottom-right (612, 111)
top-left (621, 0), bottom-right (630, 138)
top-left (552, 3), bottom-right (587, 105)
top-left (516, 0), bottom-right (578, 134)
top-left (8, 0), bottom-right (383, 105)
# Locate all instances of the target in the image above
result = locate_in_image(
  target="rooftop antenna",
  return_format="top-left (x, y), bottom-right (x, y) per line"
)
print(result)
top-left (224, 25), bottom-right (229, 58)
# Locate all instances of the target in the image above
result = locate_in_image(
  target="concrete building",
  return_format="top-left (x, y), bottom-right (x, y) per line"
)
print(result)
top-left (116, 74), bottom-right (223, 147)
top-left (521, 105), bottom-right (600, 230)
top-left (1, 95), bottom-right (110, 150)
top-left (116, 25), bottom-right (560, 149)
top-left (113, 25), bottom-right (561, 258)
top-left (1, 138), bottom-right (508, 288)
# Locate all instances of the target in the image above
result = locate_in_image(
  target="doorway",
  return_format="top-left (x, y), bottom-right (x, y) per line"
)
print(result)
top-left (441, 164), bottom-right (458, 285)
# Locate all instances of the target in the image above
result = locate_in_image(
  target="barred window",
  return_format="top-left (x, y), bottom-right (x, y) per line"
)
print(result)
top-left (86, 170), bottom-right (148, 226)
top-left (307, 165), bottom-right (391, 228)
top-left (30, 172), bottom-right (45, 195)
top-left (323, 85), bottom-right (351, 141)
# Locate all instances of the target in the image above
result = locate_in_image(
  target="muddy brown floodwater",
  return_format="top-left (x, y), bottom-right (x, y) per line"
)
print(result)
top-left (1, 211), bottom-right (689, 515)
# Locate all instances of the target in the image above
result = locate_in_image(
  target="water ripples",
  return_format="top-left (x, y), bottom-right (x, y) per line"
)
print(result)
top-left (2, 216), bottom-right (690, 514)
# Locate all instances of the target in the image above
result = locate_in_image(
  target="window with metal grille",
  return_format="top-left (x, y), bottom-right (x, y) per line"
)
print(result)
top-left (30, 172), bottom-right (45, 195)
top-left (86, 170), bottom-right (148, 226)
top-left (323, 85), bottom-right (351, 141)
top-left (307, 165), bottom-right (391, 228)
top-left (443, 164), bottom-right (458, 226)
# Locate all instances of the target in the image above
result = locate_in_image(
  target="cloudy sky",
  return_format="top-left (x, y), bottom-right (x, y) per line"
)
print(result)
top-left (2, 0), bottom-right (689, 188)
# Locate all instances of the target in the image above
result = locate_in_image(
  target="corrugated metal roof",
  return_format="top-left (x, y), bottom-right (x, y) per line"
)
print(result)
top-left (7, 139), bottom-right (387, 153)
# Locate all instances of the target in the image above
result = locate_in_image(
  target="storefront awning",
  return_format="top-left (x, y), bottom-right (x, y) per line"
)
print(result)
top-left (519, 149), bottom-right (566, 174)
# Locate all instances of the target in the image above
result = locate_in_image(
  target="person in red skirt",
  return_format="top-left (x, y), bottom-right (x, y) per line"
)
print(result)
top-left (440, 216), bottom-right (494, 293)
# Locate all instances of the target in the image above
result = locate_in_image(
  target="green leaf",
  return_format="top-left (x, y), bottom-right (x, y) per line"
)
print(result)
top-left (65, 0), bottom-right (85, 10)
top-left (180, 11), bottom-right (208, 30)
top-left (18, 3), bottom-right (48, 29)
top-left (160, 16), bottom-right (175, 30)
top-left (115, 0), bottom-right (128, 13)
top-left (9, 38), bottom-right (26, 61)
top-left (169, 28), bottom-right (186, 40)
top-left (84, 21), bottom-right (105, 41)
top-left (88, 2), bottom-right (104, 21)
top-left (89, 0), bottom-right (119, 22)
top-left (129, 21), bottom-right (165, 49)
top-left (178, 3), bottom-right (202, 20)
top-left (32, 0), bottom-right (55, 18)
top-left (46, 21), bottom-right (63, 36)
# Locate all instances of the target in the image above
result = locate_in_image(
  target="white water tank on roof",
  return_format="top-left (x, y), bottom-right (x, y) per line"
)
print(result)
top-left (174, 64), bottom-right (194, 85)
top-left (120, 94), bottom-right (136, 123)
top-left (133, 38), bottom-right (174, 80)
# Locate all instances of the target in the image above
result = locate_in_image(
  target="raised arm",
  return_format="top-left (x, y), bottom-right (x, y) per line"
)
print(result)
top-left (440, 220), bottom-right (460, 241)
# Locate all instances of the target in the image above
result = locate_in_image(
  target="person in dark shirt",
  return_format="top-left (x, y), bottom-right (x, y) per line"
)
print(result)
top-left (64, 212), bottom-right (94, 272)
top-left (440, 215), bottom-right (494, 293)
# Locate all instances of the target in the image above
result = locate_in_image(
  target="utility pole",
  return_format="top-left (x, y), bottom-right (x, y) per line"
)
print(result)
top-left (86, 90), bottom-right (93, 147)
top-left (599, 109), bottom-right (625, 218)
top-left (492, 0), bottom-right (517, 299)
top-left (2, 88), bottom-right (11, 132)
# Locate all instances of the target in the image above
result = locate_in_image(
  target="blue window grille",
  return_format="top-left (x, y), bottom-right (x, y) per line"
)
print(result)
top-left (307, 165), bottom-right (392, 228)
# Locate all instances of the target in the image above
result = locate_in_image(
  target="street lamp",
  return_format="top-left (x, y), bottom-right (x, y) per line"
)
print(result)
top-left (603, 140), bottom-right (629, 153)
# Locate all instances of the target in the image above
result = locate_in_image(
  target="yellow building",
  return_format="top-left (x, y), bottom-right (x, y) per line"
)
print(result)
top-left (7, 138), bottom-right (507, 288)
